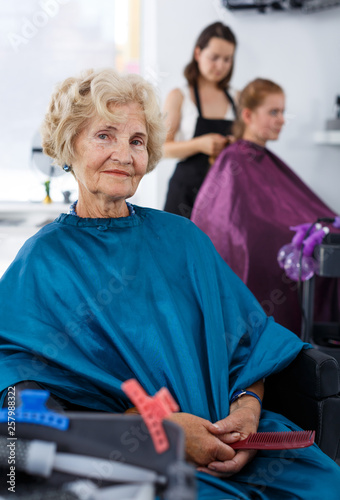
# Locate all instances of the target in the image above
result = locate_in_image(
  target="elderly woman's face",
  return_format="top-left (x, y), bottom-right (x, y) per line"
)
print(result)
top-left (72, 102), bottom-right (148, 202)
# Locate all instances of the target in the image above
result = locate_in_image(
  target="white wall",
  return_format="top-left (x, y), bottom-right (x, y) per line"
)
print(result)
top-left (0, 1), bottom-right (126, 203)
top-left (142, 0), bottom-right (340, 213)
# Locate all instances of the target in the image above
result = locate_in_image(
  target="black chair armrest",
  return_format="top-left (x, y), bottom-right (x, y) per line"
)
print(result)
top-left (264, 348), bottom-right (340, 412)
top-left (263, 348), bottom-right (340, 461)
top-left (272, 348), bottom-right (339, 399)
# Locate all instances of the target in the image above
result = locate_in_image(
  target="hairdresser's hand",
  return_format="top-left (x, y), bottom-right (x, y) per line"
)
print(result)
top-left (225, 134), bottom-right (236, 145)
top-left (166, 412), bottom-right (239, 467)
top-left (198, 397), bottom-right (261, 476)
top-left (197, 133), bottom-right (228, 156)
top-left (208, 134), bottom-right (236, 166)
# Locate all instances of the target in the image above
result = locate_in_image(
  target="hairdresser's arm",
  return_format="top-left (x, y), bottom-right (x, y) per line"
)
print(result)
top-left (163, 88), bottom-right (227, 159)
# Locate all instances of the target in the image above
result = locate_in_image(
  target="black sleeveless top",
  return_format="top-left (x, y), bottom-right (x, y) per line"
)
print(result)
top-left (163, 86), bottom-right (237, 217)
top-left (171, 86), bottom-right (237, 185)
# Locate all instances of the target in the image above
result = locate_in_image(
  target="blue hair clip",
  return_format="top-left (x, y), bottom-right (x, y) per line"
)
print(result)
top-left (0, 390), bottom-right (69, 431)
top-left (63, 164), bottom-right (71, 172)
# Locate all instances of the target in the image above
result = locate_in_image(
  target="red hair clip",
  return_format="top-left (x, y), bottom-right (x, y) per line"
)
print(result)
top-left (122, 379), bottom-right (179, 453)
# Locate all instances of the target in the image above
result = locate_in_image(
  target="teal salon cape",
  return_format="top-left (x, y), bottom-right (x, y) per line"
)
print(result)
top-left (0, 206), bottom-right (339, 499)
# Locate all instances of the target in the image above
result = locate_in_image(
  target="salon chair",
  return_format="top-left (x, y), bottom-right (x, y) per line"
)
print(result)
top-left (264, 347), bottom-right (340, 463)
top-left (301, 233), bottom-right (340, 364)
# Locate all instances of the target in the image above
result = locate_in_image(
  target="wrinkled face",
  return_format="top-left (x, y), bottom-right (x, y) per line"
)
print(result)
top-left (244, 93), bottom-right (285, 146)
top-left (195, 37), bottom-right (235, 83)
top-left (72, 102), bottom-right (148, 202)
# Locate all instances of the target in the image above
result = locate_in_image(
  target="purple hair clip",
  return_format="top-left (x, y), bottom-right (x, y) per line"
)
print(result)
top-left (333, 216), bottom-right (340, 229)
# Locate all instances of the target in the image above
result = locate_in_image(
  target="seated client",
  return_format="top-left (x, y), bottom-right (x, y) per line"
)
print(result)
top-left (191, 78), bottom-right (339, 336)
top-left (0, 70), bottom-right (339, 499)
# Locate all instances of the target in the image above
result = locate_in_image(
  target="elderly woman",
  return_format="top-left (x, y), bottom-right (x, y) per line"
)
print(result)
top-left (0, 69), bottom-right (339, 499)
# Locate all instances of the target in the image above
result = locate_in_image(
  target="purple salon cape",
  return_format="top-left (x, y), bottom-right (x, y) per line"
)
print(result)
top-left (191, 139), bottom-right (338, 335)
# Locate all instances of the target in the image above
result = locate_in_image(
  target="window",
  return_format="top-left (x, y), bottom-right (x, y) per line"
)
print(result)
top-left (0, 0), bottom-right (141, 201)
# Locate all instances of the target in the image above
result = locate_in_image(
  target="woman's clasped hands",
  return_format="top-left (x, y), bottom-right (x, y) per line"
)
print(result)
top-left (167, 395), bottom-right (261, 477)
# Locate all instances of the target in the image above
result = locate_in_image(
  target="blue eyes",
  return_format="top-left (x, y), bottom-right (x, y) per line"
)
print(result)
top-left (269, 110), bottom-right (284, 117)
top-left (97, 134), bottom-right (143, 146)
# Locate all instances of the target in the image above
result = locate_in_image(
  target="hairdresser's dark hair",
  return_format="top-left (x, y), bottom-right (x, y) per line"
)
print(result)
top-left (184, 22), bottom-right (237, 90)
top-left (232, 78), bottom-right (284, 140)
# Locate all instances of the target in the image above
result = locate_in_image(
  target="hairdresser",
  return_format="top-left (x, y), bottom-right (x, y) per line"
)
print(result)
top-left (163, 22), bottom-right (238, 218)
